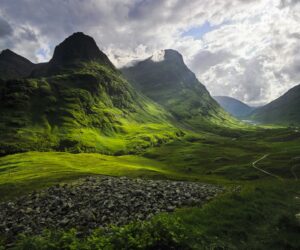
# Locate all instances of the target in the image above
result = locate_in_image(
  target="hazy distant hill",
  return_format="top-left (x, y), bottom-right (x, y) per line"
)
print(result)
top-left (213, 96), bottom-right (255, 118)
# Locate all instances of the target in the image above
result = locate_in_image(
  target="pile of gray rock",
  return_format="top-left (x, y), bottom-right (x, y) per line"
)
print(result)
top-left (0, 176), bottom-right (224, 241)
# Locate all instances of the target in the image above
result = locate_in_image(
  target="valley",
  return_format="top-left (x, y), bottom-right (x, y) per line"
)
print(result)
top-left (0, 125), bottom-right (299, 249)
top-left (0, 32), bottom-right (299, 249)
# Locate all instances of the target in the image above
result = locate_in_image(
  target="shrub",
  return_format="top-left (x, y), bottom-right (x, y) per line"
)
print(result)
top-left (13, 215), bottom-right (190, 250)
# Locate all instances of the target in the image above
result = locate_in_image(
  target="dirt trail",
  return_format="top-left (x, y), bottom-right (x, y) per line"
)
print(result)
top-left (290, 165), bottom-right (299, 181)
top-left (252, 154), bottom-right (282, 180)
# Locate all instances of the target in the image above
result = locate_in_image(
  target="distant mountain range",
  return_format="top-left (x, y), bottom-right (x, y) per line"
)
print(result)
top-left (122, 50), bottom-right (236, 131)
top-left (213, 96), bottom-right (256, 118)
top-left (249, 84), bottom-right (300, 125)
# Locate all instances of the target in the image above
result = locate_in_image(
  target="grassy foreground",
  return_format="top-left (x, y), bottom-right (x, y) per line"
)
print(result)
top-left (5, 181), bottom-right (300, 250)
top-left (0, 127), bottom-right (300, 249)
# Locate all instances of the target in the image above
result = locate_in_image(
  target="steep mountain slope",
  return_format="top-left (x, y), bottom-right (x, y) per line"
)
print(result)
top-left (0, 33), bottom-right (181, 155)
top-left (249, 84), bottom-right (300, 125)
top-left (122, 50), bottom-right (237, 131)
top-left (31, 32), bottom-right (115, 77)
top-left (0, 49), bottom-right (35, 80)
top-left (213, 96), bottom-right (255, 118)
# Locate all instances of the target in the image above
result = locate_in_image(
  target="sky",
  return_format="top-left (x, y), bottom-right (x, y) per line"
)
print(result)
top-left (0, 0), bottom-right (299, 106)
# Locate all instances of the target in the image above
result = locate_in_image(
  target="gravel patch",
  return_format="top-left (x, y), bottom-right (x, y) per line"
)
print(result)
top-left (0, 176), bottom-right (224, 241)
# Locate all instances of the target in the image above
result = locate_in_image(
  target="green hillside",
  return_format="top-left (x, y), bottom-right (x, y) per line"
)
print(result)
top-left (249, 84), bottom-right (300, 125)
top-left (0, 33), bottom-right (181, 156)
top-left (122, 50), bottom-right (238, 131)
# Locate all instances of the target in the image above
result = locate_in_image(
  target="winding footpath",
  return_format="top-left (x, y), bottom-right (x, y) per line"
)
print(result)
top-left (251, 154), bottom-right (282, 180)
top-left (290, 165), bottom-right (299, 181)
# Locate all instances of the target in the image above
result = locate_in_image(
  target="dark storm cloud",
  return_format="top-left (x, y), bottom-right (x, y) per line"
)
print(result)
top-left (0, 17), bottom-right (12, 38)
top-left (128, 0), bottom-right (164, 19)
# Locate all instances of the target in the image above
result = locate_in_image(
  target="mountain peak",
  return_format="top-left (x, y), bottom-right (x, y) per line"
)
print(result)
top-left (0, 49), bottom-right (32, 63)
top-left (49, 32), bottom-right (114, 68)
top-left (0, 49), bottom-right (15, 57)
top-left (0, 49), bottom-right (34, 80)
top-left (150, 49), bottom-right (184, 63)
top-left (164, 49), bottom-right (183, 59)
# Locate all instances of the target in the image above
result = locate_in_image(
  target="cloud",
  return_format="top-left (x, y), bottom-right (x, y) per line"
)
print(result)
top-left (0, 0), bottom-right (299, 105)
top-left (190, 50), bottom-right (234, 74)
top-left (279, 0), bottom-right (300, 8)
top-left (0, 17), bottom-right (12, 38)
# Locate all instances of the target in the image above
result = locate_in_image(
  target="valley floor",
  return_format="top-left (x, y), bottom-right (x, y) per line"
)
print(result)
top-left (0, 126), bottom-right (300, 249)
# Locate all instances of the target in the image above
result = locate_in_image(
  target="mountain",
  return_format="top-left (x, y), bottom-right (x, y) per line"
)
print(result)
top-left (213, 96), bottom-right (255, 118)
top-left (0, 33), bottom-right (181, 156)
top-left (249, 84), bottom-right (300, 125)
top-left (0, 49), bottom-right (35, 80)
top-left (122, 49), bottom-right (236, 131)
top-left (31, 32), bottom-right (114, 77)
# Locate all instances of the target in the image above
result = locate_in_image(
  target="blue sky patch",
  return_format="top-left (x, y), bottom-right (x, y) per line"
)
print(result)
top-left (182, 21), bottom-right (224, 39)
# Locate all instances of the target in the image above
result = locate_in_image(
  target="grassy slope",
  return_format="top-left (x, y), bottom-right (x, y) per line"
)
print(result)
top-left (173, 180), bottom-right (300, 249)
top-left (1, 127), bottom-right (300, 197)
top-left (0, 128), bottom-right (300, 192)
top-left (122, 51), bottom-right (241, 133)
top-left (249, 84), bottom-right (300, 125)
top-left (143, 127), bottom-right (300, 181)
top-left (1, 127), bottom-right (300, 248)
top-left (0, 62), bottom-right (180, 156)
top-left (0, 151), bottom-right (186, 201)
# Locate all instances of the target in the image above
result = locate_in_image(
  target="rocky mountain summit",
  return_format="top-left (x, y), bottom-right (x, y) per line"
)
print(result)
top-left (32, 32), bottom-right (115, 77)
top-left (0, 49), bottom-right (35, 80)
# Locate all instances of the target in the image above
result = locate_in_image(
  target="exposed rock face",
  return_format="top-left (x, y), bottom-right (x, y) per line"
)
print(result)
top-left (50, 32), bottom-right (114, 68)
top-left (0, 49), bottom-right (35, 80)
top-left (31, 32), bottom-right (115, 77)
top-left (0, 176), bottom-right (224, 242)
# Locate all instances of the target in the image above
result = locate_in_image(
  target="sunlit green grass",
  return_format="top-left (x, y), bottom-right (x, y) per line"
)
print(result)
top-left (0, 151), bottom-right (174, 201)
top-left (0, 61), bottom-right (182, 156)
top-left (1, 127), bottom-right (300, 202)
top-left (143, 128), bottom-right (300, 181)
top-left (1, 127), bottom-right (300, 249)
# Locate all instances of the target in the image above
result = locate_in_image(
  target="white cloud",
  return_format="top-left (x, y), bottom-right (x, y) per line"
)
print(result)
top-left (0, 0), bottom-right (299, 105)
